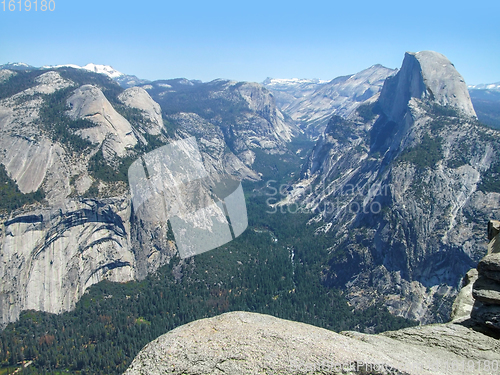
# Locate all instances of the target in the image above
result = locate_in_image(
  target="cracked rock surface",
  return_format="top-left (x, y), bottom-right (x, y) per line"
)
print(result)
top-left (124, 311), bottom-right (500, 375)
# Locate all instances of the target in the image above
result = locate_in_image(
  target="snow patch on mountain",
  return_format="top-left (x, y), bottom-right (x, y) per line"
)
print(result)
top-left (81, 63), bottom-right (124, 79)
top-left (468, 82), bottom-right (500, 91)
top-left (263, 77), bottom-right (328, 88)
top-left (0, 62), bottom-right (35, 70)
top-left (41, 63), bottom-right (124, 79)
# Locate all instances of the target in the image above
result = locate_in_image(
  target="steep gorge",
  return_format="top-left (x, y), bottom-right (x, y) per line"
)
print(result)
top-left (284, 51), bottom-right (500, 323)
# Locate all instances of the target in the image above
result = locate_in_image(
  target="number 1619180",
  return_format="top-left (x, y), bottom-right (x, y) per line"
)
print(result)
top-left (1, 0), bottom-right (55, 11)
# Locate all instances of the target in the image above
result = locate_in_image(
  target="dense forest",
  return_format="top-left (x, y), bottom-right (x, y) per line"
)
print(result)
top-left (0, 191), bottom-right (418, 374)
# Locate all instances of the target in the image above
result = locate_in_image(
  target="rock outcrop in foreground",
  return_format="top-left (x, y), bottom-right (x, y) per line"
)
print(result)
top-left (472, 220), bottom-right (500, 332)
top-left (124, 311), bottom-right (500, 375)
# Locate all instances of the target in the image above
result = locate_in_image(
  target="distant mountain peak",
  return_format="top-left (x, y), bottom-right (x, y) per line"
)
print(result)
top-left (40, 63), bottom-right (125, 79)
top-left (0, 62), bottom-right (36, 70)
top-left (37, 63), bottom-right (148, 88)
top-left (8, 62), bottom-right (31, 68)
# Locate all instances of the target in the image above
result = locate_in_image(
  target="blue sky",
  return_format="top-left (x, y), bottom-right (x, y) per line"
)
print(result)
top-left (1, 0), bottom-right (498, 84)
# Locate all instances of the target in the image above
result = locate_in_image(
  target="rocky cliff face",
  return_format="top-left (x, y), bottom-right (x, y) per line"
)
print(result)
top-left (0, 199), bottom-right (135, 325)
top-left (379, 51), bottom-right (476, 122)
top-left (0, 68), bottom-right (176, 327)
top-left (0, 67), bottom-right (293, 327)
top-left (166, 112), bottom-right (259, 181)
top-left (266, 65), bottom-right (396, 137)
top-left (124, 311), bottom-right (500, 375)
top-left (284, 51), bottom-right (500, 323)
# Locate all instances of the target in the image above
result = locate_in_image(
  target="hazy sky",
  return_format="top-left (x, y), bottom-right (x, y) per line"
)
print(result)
top-left (1, 0), bottom-right (498, 84)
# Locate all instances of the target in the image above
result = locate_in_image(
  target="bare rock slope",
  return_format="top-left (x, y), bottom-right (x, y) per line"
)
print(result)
top-left (117, 87), bottom-right (164, 135)
top-left (66, 84), bottom-right (138, 158)
top-left (125, 311), bottom-right (500, 375)
top-left (266, 65), bottom-right (396, 137)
